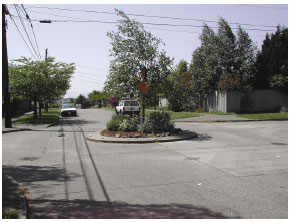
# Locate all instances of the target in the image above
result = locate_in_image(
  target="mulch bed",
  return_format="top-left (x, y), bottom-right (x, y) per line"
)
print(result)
top-left (100, 129), bottom-right (172, 138)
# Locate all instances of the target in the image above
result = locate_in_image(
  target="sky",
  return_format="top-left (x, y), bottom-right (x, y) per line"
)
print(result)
top-left (4, 2), bottom-right (289, 99)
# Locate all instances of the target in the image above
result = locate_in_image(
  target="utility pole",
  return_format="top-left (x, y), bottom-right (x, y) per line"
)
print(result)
top-left (2, 5), bottom-right (12, 128)
top-left (44, 48), bottom-right (49, 113)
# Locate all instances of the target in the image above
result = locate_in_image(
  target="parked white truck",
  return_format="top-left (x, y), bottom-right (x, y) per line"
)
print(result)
top-left (115, 100), bottom-right (140, 115)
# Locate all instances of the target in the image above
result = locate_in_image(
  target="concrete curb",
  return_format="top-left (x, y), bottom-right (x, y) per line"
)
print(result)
top-left (173, 118), bottom-right (288, 123)
top-left (2, 174), bottom-right (28, 219)
top-left (2, 116), bottom-right (60, 133)
top-left (86, 130), bottom-right (198, 144)
top-left (2, 128), bottom-right (32, 134)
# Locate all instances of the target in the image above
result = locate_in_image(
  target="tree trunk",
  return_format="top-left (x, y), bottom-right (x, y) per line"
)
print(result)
top-left (45, 103), bottom-right (48, 113)
top-left (38, 103), bottom-right (42, 117)
top-left (141, 95), bottom-right (145, 123)
top-left (33, 100), bottom-right (37, 119)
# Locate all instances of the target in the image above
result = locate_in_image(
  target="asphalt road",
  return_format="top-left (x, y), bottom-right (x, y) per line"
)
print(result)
top-left (2, 109), bottom-right (288, 219)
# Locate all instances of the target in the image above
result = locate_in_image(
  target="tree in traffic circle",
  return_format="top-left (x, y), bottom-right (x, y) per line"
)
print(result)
top-left (105, 9), bottom-right (173, 108)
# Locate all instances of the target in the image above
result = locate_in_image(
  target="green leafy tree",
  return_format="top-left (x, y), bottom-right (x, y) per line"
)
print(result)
top-left (166, 60), bottom-right (194, 111)
top-left (255, 26), bottom-right (288, 92)
top-left (190, 24), bottom-right (220, 99)
top-left (88, 90), bottom-right (110, 106)
top-left (9, 57), bottom-right (74, 118)
top-left (105, 9), bottom-right (173, 109)
top-left (191, 18), bottom-right (258, 97)
top-left (75, 94), bottom-right (90, 109)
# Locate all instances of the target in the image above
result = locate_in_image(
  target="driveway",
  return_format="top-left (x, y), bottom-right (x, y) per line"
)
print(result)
top-left (2, 109), bottom-right (288, 219)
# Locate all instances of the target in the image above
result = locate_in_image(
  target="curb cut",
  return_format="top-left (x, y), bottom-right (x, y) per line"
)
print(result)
top-left (86, 130), bottom-right (198, 144)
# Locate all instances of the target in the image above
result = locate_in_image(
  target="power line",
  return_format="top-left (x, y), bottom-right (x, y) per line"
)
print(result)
top-left (12, 7), bottom-right (277, 32)
top-left (8, 12), bottom-right (39, 60)
top-left (26, 5), bottom-right (279, 28)
top-left (23, 9), bottom-right (200, 34)
top-left (237, 4), bottom-right (288, 10)
top-left (13, 5), bottom-right (41, 60)
top-left (21, 4), bottom-right (42, 60)
top-left (15, 15), bottom-right (276, 32)
top-left (25, 9), bottom-right (199, 34)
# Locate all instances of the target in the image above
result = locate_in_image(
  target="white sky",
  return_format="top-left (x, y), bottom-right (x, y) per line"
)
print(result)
top-left (4, 1), bottom-right (289, 98)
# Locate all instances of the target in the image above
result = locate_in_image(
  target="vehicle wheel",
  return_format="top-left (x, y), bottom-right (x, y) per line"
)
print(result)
top-left (115, 109), bottom-right (119, 115)
top-left (120, 110), bottom-right (123, 115)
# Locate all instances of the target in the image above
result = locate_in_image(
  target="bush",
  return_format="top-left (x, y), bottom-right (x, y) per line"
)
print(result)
top-left (138, 111), bottom-right (175, 133)
top-left (118, 115), bottom-right (141, 132)
top-left (106, 115), bottom-right (129, 131)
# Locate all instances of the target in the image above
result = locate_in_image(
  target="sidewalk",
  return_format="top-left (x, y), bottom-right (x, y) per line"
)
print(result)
top-left (173, 113), bottom-right (288, 122)
top-left (173, 113), bottom-right (253, 122)
top-left (2, 112), bottom-right (57, 219)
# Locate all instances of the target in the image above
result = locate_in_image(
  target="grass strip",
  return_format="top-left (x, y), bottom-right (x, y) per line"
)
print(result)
top-left (146, 110), bottom-right (200, 120)
top-left (236, 112), bottom-right (288, 120)
top-left (13, 108), bottom-right (59, 125)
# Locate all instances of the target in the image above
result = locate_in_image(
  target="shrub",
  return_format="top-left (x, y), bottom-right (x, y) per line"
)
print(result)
top-left (138, 111), bottom-right (175, 133)
top-left (118, 115), bottom-right (141, 132)
top-left (106, 115), bottom-right (129, 131)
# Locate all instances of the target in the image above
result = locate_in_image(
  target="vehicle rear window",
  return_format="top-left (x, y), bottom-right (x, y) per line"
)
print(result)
top-left (62, 103), bottom-right (75, 108)
top-left (124, 101), bottom-right (139, 106)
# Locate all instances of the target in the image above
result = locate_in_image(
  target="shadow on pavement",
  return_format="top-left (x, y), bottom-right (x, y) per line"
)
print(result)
top-left (189, 133), bottom-right (212, 142)
top-left (59, 118), bottom-right (100, 126)
top-left (29, 199), bottom-right (240, 219)
top-left (2, 165), bottom-right (81, 186)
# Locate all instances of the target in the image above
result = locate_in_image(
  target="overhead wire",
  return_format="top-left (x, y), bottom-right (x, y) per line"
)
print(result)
top-left (7, 12), bottom-right (39, 60)
top-left (21, 4), bottom-right (42, 60)
top-left (13, 5), bottom-right (41, 60)
top-left (13, 15), bottom-right (276, 32)
top-left (26, 5), bottom-right (279, 28)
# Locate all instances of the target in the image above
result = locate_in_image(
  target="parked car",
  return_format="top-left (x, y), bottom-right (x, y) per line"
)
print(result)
top-left (115, 100), bottom-right (140, 115)
top-left (60, 103), bottom-right (77, 117)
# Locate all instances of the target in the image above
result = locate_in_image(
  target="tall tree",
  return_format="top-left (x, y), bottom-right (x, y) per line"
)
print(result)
top-left (166, 60), bottom-right (193, 111)
top-left (191, 18), bottom-right (258, 97)
top-left (190, 24), bottom-right (220, 97)
top-left (75, 94), bottom-right (90, 109)
top-left (9, 57), bottom-right (75, 118)
top-left (255, 26), bottom-right (288, 92)
top-left (105, 9), bottom-right (173, 107)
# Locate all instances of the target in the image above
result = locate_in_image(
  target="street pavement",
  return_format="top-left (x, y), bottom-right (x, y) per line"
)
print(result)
top-left (2, 109), bottom-right (288, 219)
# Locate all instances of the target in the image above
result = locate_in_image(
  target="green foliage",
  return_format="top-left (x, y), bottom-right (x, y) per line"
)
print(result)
top-left (166, 60), bottom-right (195, 112)
top-left (118, 115), bottom-right (141, 132)
top-left (236, 112), bottom-right (288, 120)
top-left (75, 94), bottom-right (90, 109)
top-left (138, 111), bottom-right (175, 133)
top-left (105, 9), bottom-right (173, 106)
top-left (255, 26), bottom-right (288, 92)
top-left (2, 209), bottom-right (19, 219)
top-left (9, 56), bottom-right (74, 118)
top-left (106, 115), bottom-right (129, 131)
top-left (13, 108), bottom-right (59, 124)
top-left (88, 90), bottom-right (110, 106)
top-left (190, 18), bottom-right (258, 96)
top-left (9, 57), bottom-right (74, 102)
